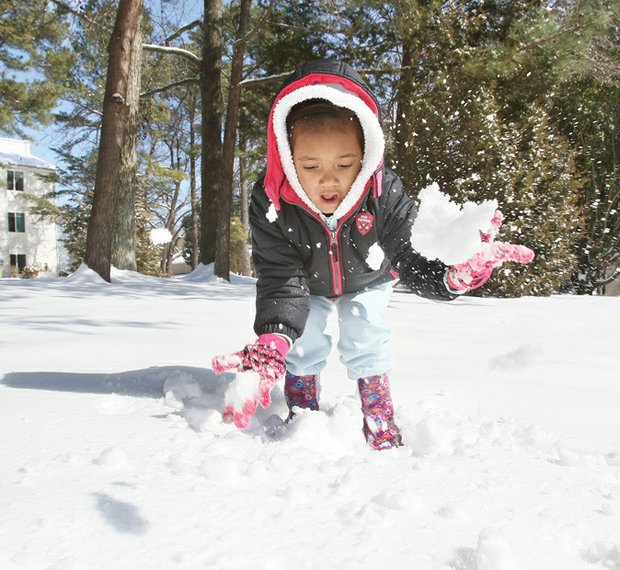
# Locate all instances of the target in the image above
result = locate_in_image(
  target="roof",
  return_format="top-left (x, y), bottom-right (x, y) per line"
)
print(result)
top-left (0, 150), bottom-right (56, 171)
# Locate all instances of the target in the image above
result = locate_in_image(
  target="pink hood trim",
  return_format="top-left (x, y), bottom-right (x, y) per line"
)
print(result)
top-left (264, 73), bottom-right (383, 215)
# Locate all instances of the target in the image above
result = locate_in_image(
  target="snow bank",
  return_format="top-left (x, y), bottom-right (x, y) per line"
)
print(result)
top-left (64, 263), bottom-right (109, 284)
top-left (182, 263), bottom-right (256, 286)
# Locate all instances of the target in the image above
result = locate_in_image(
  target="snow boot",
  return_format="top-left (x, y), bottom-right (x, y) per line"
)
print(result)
top-left (357, 373), bottom-right (403, 450)
top-left (284, 371), bottom-right (320, 422)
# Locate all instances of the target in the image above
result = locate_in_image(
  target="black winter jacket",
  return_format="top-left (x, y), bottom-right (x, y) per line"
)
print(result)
top-left (251, 60), bottom-right (456, 343)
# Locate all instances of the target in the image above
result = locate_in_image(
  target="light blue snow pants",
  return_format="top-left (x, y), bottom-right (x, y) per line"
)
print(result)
top-left (286, 281), bottom-right (394, 380)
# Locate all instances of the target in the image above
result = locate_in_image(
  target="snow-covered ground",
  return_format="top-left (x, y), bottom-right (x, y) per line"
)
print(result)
top-left (1, 265), bottom-right (619, 570)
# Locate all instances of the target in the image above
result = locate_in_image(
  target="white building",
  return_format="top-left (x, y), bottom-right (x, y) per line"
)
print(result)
top-left (0, 138), bottom-right (59, 278)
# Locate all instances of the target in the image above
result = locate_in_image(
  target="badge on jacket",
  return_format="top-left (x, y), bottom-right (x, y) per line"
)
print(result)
top-left (356, 212), bottom-right (374, 236)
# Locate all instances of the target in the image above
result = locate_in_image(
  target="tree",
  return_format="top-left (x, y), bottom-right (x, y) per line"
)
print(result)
top-left (217, 0), bottom-right (253, 278)
top-left (554, 80), bottom-right (620, 293)
top-left (547, 4), bottom-right (620, 293)
top-left (0, 0), bottom-right (73, 135)
top-left (111, 3), bottom-right (143, 272)
top-left (84, 0), bottom-right (144, 282)
top-left (199, 0), bottom-right (224, 267)
top-left (489, 107), bottom-right (585, 296)
top-left (143, 0), bottom-right (276, 279)
top-left (459, 0), bottom-right (620, 292)
top-left (385, 1), bottom-right (596, 295)
top-left (142, 139), bottom-right (191, 275)
top-left (52, 0), bottom-right (119, 152)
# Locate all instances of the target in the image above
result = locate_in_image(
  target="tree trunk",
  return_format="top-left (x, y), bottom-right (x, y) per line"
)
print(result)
top-left (85, 0), bottom-right (143, 282)
top-left (111, 8), bottom-right (142, 272)
top-left (394, 35), bottom-right (416, 192)
top-left (215, 0), bottom-right (251, 279)
top-left (200, 0), bottom-right (224, 266)
top-left (189, 90), bottom-right (200, 269)
top-left (239, 133), bottom-right (251, 276)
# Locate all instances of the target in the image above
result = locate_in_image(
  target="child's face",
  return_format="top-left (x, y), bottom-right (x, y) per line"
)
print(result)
top-left (291, 120), bottom-right (363, 214)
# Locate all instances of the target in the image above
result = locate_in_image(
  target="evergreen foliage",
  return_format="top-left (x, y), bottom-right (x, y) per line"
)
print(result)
top-left (0, 0), bottom-right (74, 134)
top-left (388, 0), bottom-right (616, 296)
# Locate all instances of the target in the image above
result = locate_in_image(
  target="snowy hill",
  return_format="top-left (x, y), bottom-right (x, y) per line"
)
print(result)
top-left (1, 266), bottom-right (619, 569)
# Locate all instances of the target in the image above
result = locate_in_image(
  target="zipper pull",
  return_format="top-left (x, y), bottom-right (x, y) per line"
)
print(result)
top-left (330, 231), bottom-right (339, 262)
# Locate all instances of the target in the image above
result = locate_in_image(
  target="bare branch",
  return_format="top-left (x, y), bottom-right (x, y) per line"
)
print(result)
top-left (164, 19), bottom-right (202, 44)
top-left (234, 0), bottom-right (275, 47)
top-left (597, 265), bottom-right (620, 287)
top-left (142, 43), bottom-right (201, 65)
top-left (140, 77), bottom-right (200, 98)
top-left (49, 0), bottom-right (96, 26)
top-left (239, 66), bottom-right (411, 89)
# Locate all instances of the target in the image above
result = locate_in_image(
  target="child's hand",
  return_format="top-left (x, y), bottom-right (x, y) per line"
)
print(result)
top-left (446, 210), bottom-right (535, 292)
top-left (212, 335), bottom-right (288, 428)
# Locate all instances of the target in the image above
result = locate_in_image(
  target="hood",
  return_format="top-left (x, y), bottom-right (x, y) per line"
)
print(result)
top-left (264, 60), bottom-right (385, 221)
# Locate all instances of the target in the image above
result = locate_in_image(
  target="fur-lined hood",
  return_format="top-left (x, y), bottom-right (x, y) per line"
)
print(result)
top-left (264, 60), bottom-right (385, 221)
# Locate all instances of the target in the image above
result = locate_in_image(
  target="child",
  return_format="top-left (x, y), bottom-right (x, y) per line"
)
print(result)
top-left (212, 59), bottom-right (533, 450)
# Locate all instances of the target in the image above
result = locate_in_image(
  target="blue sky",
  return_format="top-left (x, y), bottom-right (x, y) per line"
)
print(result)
top-left (16, 0), bottom-right (204, 167)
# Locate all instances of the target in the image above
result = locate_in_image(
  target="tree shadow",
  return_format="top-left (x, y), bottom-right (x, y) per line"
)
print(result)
top-left (1, 365), bottom-right (224, 399)
top-left (1, 365), bottom-right (288, 437)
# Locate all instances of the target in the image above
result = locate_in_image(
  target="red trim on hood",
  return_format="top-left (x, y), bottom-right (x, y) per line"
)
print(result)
top-left (264, 73), bottom-right (381, 211)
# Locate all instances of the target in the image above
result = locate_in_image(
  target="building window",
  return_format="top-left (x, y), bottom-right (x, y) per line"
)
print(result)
top-left (8, 212), bottom-right (26, 232)
top-left (10, 254), bottom-right (26, 276)
top-left (7, 170), bottom-right (25, 192)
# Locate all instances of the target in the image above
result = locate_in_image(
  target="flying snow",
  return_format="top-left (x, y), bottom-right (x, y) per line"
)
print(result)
top-left (149, 228), bottom-right (172, 245)
top-left (410, 182), bottom-right (497, 265)
top-left (266, 202), bottom-right (278, 223)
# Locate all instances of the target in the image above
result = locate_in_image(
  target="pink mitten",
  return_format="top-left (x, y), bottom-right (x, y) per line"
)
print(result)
top-left (212, 334), bottom-right (288, 428)
top-left (447, 210), bottom-right (535, 292)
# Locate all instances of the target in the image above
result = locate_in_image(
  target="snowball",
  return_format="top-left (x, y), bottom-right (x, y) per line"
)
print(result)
top-left (224, 371), bottom-right (261, 412)
top-left (410, 183), bottom-right (497, 265)
top-left (150, 228), bottom-right (172, 245)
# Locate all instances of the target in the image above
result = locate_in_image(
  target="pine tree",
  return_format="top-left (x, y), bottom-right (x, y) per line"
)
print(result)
top-left (461, 0), bottom-right (620, 293)
top-left (387, 0), bottom-right (590, 296)
top-left (488, 106), bottom-right (585, 296)
top-left (0, 0), bottom-right (74, 134)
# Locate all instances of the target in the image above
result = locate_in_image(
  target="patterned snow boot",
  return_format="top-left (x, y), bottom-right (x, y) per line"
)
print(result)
top-left (284, 371), bottom-right (320, 422)
top-left (357, 374), bottom-right (403, 450)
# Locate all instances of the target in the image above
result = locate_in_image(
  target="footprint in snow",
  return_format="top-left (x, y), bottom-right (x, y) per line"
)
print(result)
top-left (488, 344), bottom-right (545, 371)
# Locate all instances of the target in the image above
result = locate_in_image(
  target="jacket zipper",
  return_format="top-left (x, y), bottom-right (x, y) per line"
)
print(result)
top-left (309, 215), bottom-right (342, 297)
top-left (280, 198), bottom-right (344, 297)
top-left (328, 228), bottom-right (342, 296)
top-left (280, 170), bottom-right (384, 297)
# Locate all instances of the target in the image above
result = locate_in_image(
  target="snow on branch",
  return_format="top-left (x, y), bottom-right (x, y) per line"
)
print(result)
top-left (142, 43), bottom-right (201, 65)
top-left (239, 71), bottom-right (290, 89)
